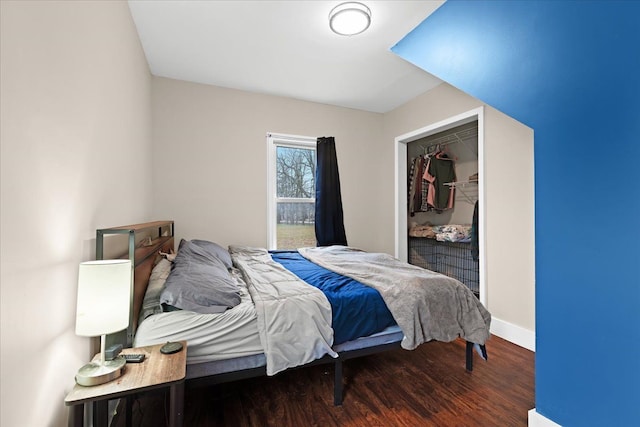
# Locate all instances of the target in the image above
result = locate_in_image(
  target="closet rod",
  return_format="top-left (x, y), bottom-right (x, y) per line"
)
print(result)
top-left (444, 180), bottom-right (478, 204)
top-left (443, 180), bottom-right (478, 187)
top-left (420, 139), bottom-right (457, 154)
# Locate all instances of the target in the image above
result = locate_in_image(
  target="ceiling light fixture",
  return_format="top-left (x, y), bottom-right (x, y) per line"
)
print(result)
top-left (329, 2), bottom-right (371, 36)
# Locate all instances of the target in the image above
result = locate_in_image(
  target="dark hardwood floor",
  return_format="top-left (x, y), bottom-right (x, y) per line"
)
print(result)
top-left (113, 335), bottom-right (534, 427)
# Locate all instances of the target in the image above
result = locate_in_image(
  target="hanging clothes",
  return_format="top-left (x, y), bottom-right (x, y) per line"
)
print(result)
top-left (423, 151), bottom-right (456, 211)
top-left (409, 148), bottom-right (457, 215)
top-left (420, 156), bottom-right (432, 212)
top-left (470, 200), bottom-right (479, 261)
top-left (408, 155), bottom-right (427, 216)
top-left (408, 156), bottom-right (420, 216)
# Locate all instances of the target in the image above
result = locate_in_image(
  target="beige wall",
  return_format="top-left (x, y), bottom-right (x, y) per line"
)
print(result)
top-left (0, 2), bottom-right (152, 426)
top-left (483, 107), bottom-right (535, 336)
top-left (384, 83), bottom-right (536, 340)
top-left (151, 77), bottom-right (388, 252)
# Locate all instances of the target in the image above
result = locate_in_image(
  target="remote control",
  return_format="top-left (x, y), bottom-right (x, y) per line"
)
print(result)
top-left (123, 353), bottom-right (145, 363)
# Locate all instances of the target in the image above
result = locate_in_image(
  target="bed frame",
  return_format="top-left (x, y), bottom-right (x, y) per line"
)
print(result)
top-left (119, 222), bottom-right (479, 405)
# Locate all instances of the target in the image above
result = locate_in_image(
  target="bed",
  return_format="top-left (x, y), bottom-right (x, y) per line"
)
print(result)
top-left (118, 222), bottom-right (491, 405)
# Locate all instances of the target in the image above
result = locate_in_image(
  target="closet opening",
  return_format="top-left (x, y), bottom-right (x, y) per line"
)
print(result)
top-left (408, 120), bottom-right (479, 297)
top-left (394, 107), bottom-right (486, 305)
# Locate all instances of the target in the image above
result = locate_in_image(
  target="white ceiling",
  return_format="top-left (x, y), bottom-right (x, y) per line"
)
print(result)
top-left (127, 0), bottom-right (444, 113)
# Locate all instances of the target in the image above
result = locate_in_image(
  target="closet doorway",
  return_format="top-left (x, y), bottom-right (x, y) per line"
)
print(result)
top-left (394, 107), bottom-right (486, 305)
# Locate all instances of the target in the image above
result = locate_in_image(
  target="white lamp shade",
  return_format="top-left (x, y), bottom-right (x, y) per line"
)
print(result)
top-left (75, 260), bottom-right (132, 337)
top-left (329, 2), bottom-right (371, 36)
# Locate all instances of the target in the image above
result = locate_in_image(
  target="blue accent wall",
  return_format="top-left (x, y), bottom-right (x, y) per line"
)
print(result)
top-left (392, 1), bottom-right (640, 426)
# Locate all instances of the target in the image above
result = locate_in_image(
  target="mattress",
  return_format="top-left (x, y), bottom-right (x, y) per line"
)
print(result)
top-left (133, 267), bottom-right (263, 364)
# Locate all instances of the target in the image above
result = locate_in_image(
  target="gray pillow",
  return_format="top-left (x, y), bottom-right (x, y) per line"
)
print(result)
top-left (160, 240), bottom-right (241, 314)
top-left (138, 258), bottom-right (172, 324)
top-left (191, 239), bottom-right (233, 269)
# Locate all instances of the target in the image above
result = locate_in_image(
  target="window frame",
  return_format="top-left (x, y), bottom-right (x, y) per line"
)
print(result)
top-left (266, 132), bottom-right (317, 250)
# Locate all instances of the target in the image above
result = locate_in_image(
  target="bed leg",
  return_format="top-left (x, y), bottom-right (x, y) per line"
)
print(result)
top-left (334, 359), bottom-right (343, 406)
top-left (466, 341), bottom-right (474, 371)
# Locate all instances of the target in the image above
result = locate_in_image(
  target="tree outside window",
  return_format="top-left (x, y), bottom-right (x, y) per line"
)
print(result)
top-left (267, 134), bottom-right (317, 249)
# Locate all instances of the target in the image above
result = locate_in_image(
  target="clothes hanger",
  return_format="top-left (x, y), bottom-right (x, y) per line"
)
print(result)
top-left (424, 144), bottom-right (439, 158)
top-left (435, 144), bottom-right (458, 161)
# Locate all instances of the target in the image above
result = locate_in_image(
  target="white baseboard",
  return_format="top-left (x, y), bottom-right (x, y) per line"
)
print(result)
top-left (490, 317), bottom-right (535, 351)
top-left (528, 409), bottom-right (562, 427)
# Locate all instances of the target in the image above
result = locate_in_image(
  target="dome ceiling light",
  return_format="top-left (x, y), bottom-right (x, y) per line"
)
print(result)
top-left (329, 2), bottom-right (372, 36)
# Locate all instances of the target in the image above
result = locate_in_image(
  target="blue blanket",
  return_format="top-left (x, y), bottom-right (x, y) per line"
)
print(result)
top-left (270, 251), bottom-right (396, 345)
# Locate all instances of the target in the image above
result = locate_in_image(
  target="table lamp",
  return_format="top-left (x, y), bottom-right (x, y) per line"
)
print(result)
top-left (75, 259), bottom-right (132, 386)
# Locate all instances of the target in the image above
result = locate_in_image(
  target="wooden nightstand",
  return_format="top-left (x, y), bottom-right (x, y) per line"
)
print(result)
top-left (65, 341), bottom-right (187, 427)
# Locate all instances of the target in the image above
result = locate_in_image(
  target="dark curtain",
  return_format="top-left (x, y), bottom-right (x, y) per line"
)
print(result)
top-left (315, 137), bottom-right (348, 246)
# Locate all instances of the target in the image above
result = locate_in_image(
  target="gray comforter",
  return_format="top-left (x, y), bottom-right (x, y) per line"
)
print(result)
top-left (299, 246), bottom-right (491, 349)
top-left (229, 246), bottom-right (337, 375)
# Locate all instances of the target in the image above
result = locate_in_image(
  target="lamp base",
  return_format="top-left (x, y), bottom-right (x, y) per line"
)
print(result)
top-left (75, 356), bottom-right (126, 386)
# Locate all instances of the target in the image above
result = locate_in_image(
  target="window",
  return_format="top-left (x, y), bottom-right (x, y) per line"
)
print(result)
top-left (267, 133), bottom-right (316, 250)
